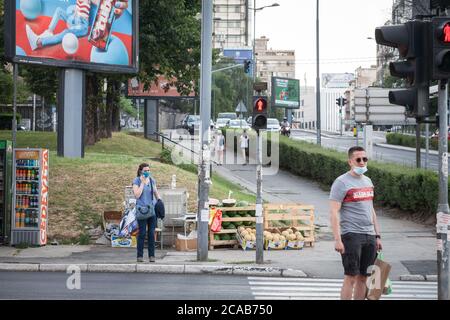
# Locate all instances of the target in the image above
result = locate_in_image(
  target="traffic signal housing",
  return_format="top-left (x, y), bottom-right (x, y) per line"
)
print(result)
top-left (252, 96), bottom-right (268, 131)
top-left (375, 20), bottom-right (430, 118)
top-left (244, 60), bottom-right (251, 74)
top-left (431, 17), bottom-right (450, 80)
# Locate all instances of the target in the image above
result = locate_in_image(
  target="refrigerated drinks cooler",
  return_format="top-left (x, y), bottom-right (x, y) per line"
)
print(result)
top-left (0, 141), bottom-right (13, 245)
top-left (11, 149), bottom-right (49, 246)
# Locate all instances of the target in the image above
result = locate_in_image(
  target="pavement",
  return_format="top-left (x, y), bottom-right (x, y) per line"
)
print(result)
top-left (0, 130), bottom-right (439, 281)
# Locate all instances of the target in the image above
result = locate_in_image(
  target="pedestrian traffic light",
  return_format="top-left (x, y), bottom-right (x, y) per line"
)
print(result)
top-left (244, 60), bottom-right (251, 74)
top-left (431, 17), bottom-right (450, 80)
top-left (375, 20), bottom-right (430, 118)
top-left (252, 96), bottom-right (268, 131)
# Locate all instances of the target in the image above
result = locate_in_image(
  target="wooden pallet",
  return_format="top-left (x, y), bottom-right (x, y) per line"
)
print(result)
top-left (264, 204), bottom-right (316, 247)
top-left (209, 206), bottom-right (256, 250)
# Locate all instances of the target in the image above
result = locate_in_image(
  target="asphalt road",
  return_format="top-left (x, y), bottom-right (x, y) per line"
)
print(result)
top-left (0, 272), bottom-right (437, 300)
top-left (0, 272), bottom-right (254, 300)
top-left (291, 130), bottom-right (443, 171)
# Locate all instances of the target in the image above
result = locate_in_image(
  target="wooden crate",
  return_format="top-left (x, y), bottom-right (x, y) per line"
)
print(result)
top-left (209, 206), bottom-right (256, 250)
top-left (264, 204), bottom-right (315, 247)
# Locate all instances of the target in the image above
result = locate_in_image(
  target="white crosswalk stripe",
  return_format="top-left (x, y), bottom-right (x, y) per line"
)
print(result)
top-left (248, 277), bottom-right (437, 300)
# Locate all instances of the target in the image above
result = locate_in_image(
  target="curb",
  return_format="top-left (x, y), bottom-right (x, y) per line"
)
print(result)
top-left (399, 274), bottom-right (438, 282)
top-left (0, 263), bottom-right (307, 277)
top-left (375, 143), bottom-right (444, 156)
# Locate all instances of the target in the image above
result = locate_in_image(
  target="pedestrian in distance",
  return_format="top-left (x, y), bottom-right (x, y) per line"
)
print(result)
top-left (240, 130), bottom-right (249, 165)
top-left (215, 130), bottom-right (225, 165)
top-left (329, 146), bottom-right (382, 300)
top-left (133, 163), bottom-right (161, 263)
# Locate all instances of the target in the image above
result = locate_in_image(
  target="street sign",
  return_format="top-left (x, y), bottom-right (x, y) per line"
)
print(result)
top-left (235, 101), bottom-right (247, 113)
top-left (354, 88), bottom-right (416, 124)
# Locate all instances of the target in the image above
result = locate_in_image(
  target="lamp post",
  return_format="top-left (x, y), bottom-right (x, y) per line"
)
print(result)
top-left (251, 2), bottom-right (280, 81)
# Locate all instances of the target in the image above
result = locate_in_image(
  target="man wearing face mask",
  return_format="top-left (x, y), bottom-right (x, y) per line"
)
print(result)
top-left (329, 146), bottom-right (382, 300)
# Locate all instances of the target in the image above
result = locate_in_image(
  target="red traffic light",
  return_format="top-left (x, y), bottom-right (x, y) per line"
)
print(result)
top-left (443, 22), bottom-right (450, 43)
top-left (254, 98), bottom-right (267, 112)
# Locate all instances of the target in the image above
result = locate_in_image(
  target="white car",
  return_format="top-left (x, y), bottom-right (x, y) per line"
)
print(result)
top-left (215, 118), bottom-right (230, 129)
top-left (228, 119), bottom-right (251, 131)
top-left (266, 118), bottom-right (281, 132)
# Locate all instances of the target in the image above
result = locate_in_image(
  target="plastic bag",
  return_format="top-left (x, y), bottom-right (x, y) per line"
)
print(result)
top-left (119, 208), bottom-right (139, 237)
top-left (210, 209), bottom-right (223, 233)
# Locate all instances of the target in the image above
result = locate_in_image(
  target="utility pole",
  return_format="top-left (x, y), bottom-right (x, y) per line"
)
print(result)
top-left (12, 64), bottom-right (18, 149)
top-left (316, 0), bottom-right (321, 145)
top-left (197, 0), bottom-right (213, 262)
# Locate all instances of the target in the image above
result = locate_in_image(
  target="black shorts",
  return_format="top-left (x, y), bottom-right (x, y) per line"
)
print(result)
top-left (341, 233), bottom-right (377, 277)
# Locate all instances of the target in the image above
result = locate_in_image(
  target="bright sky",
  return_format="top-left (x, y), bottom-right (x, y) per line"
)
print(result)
top-left (254, 0), bottom-right (394, 87)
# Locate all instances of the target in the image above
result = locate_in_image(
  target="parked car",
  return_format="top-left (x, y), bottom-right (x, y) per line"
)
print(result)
top-left (217, 112), bottom-right (238, 121)
top-left (180, 115), bottom-right (200, 135)
top-left (228, 119), bottom-right (251, 131)
top-left (266, 118), bottom-right (281, 132)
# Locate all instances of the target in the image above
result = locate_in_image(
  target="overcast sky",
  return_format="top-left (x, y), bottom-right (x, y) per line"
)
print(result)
top-left (254, 0), bottom-right (394, 87)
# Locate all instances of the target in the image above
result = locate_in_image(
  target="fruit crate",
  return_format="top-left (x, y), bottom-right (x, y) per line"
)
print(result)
top-left (264, 204), bottom-right (315, 247)
top-left (209, 206), bottom-right (256, 250)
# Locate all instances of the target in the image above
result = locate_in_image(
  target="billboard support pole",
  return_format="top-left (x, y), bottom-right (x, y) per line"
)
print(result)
top-left (12, 63), bottom-right (18, 149)
top-left (57, 69), bottom-right (85, 158)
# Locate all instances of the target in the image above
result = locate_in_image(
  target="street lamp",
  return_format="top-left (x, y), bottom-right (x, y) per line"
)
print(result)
top-left (251, 2), bottom-right (280, 81)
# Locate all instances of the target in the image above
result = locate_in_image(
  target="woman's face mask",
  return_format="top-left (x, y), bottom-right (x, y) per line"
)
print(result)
top-left (142, 170), bottom-right (150, 178)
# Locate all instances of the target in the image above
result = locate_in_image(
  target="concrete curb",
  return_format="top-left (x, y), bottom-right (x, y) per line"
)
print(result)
top-left (375, 143), bottom-right (444, 156)
top-left (399, 274), bottom-right (438, 281)
top-left (0, 262), bottom-right (306, 277)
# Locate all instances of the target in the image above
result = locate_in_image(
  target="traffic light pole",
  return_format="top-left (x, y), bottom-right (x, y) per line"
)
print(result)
top-left (256, 131), bottom-right (264, 264)
top-left (437, 79), bottom-right (450, 300)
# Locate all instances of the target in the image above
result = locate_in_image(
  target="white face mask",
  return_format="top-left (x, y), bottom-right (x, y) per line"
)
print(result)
top-left (353, 166), bottom-right (368, 175)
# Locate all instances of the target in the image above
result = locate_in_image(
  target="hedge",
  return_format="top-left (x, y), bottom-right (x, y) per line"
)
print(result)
top-left (278, 136), bottom-right (441, 215)
top-left (0, 113), bottom-right (22, 130)
top-left (222, 129), bottom-right (442, 216)
top-left (386, 132), bottom-right (440, 150)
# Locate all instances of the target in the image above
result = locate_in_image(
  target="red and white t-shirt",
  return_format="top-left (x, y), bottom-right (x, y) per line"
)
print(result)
top-left (330, 172), bottom-right (376, 235)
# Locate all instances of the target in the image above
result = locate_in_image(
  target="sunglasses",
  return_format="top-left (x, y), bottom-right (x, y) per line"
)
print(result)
top-left (355, 157), bottom-right (368, 163)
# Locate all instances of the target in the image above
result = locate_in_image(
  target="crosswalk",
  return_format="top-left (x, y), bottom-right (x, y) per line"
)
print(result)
top-left (248, 277), bottom-right (438, 300)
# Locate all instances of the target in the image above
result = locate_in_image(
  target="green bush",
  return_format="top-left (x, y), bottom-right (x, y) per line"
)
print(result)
top-left (277, 136), bottom-right (440, 215)
top-left (0, 113), bottom-right (22, 130)
top-left (386, 133), bottom-right (439, 150)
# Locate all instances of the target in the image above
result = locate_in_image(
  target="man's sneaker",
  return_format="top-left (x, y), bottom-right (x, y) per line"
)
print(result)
top-left (149, 256), bottom-right (155, 263)
top-left (137, 257), bottom-right (144, 263)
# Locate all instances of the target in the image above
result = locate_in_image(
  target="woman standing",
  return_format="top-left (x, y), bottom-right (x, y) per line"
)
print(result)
top-left (133, 163), bottom-right (160, 263)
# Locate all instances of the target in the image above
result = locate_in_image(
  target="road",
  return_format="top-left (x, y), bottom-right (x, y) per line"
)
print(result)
top-left (0, 272), bottom-right (437, 300)
top-left (291, 130), bottom-right (444, 171)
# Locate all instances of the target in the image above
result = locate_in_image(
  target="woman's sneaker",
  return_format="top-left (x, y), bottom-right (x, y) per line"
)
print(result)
top-left (137, 257), bottom-right (144, 263)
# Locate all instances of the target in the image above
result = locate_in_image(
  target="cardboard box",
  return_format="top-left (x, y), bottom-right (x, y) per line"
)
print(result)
top-left (265, 239), bottom-right (286, 250)
top-left (111, 235), bottom-right (137, 248)
top-left (285, 241), bottom-right (305, 250)
top-left (176, 237), bottom-right (197, 251)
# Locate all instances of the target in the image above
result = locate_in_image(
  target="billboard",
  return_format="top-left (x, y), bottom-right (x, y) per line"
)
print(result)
top-left (271, 77), bottom-right (300, 109)
top-left (321, 73), bottom-right (355, 88)
top-left (127, 76), bottom-right (196, 98)
top-left (5, 0), bottom-right (139, 73)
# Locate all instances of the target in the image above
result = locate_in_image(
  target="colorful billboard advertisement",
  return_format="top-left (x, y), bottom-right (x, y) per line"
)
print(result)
top-left (5, 0), bottom-right (138, 73)
top-left (127, 76), bottom-right (196, 98)
top-left (271, 77), bottom-right (300, 109)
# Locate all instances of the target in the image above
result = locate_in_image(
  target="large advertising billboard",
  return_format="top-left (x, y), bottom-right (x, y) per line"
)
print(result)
top-left (5, 0), bottom-right (138, 73)
top-left (271, 77), bottom-right (300, 109)
top-left (127, 76), bottom-right (196, 98)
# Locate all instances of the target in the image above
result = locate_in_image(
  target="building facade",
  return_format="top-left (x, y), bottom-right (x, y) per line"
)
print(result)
top-left (213, 0), bottom-right (251, 50)
top-left (254, 36), bottom-right (296, 93)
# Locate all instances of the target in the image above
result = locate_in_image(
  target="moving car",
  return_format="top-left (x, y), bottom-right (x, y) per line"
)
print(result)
top-left (266, 118), bottom-right (281, 132)
top-left (215, 118), bottom-right (230, 130)
top-left (217, 112), bottom-right (238, 120)
top-left (180, 115), bottom-right (200, 135)
top-left (228, 119), bottom-right (251, 131)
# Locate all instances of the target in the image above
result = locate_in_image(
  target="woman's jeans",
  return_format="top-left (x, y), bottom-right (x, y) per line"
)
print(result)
top-left (137, 215), bottom-right (157, 258)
